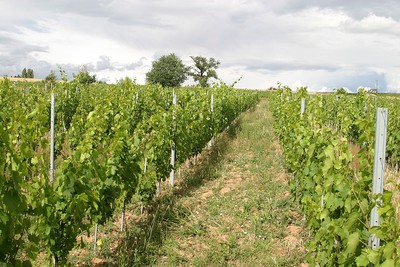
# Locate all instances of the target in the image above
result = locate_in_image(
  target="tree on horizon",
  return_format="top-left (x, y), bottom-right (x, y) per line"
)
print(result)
top-left (189, 56), bottom-right (220, 87)
top-left (146, 53), bottom-right (188, 87)
top-left (21, 68), bottom-right (34, 78)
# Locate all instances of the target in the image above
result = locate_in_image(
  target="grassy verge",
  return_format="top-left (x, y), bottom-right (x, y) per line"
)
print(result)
top-left (64, 98), bottom-right (307, 267)
top-left (151, 98), bottom-right (308, 266)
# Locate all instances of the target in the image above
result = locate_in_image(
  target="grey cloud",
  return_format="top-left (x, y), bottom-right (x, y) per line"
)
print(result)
top-left (274, 0), bottom-right (400, 19)
top-left (0, 32), bottom-right (48, 54)
top-left (243, 60), bottom-right (341, 72)
top-left (12, 43), bottom-right (48, 55)
top-left (0, 41), bottom-right (96, 80)
top-left (324, 71), bottom-right (387, 91)
top-left (107, 14), bottom-right (175, 29)
top-left (17, 0), bottom-right (111, 17)
top-left (95, 55), bottom-right (148, 71)
top-left (98, 1), bottom-right (239, 51)
top-left (0, 19), bottom-right (32, 32)
top-left (125, 57), bottom-right (147, 70)
top-left (0, 54), bottom-right (52, 78)
top-left (13, 19), bottom-right (54, 33)
top-left (78, 63), bottom-right (96, 73)
top-left (0, 0), bottom-right (111, 33)
top-left (1, 0), bottom-right (400, 91)
top-left (16, 0), bottom-right (174, 29)
top-left (0, 33), bottom-right (48, 54)
top-left (0, 33), bottom-right (49, 76)
top-left (96, 56), bottom-right (114, 71)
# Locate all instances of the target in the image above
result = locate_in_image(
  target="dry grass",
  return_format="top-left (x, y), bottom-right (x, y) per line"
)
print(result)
top-left (0, 77), bottom-right (64, 83)
top-left (0, 77), bottom-right (45, 82)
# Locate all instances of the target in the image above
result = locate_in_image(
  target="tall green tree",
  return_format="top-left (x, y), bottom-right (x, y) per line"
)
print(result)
top-left (73, 68), bottom-right (96, 84)
top-left (189, 56), bottom-right (220, 87)
top-left (21, 68), bottom-right (27, 78)
top-left (27, 68), bottom-right (34, 78)
top-left (146, 53), bottom-right (188, 87)
top-left (21, 68), bottom-right (34, 78)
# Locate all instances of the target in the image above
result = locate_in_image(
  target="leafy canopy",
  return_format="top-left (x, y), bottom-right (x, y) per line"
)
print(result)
top-left (189, 56), bottom-right (220, 87)
top-left (146, 53), bottom-right (188, 87)
top-left (45, 70), bottom-right (58, 84)
top-left (21, 68), bottom-right (34, 78)
top-left (73, 67), bottom-right (96, 84)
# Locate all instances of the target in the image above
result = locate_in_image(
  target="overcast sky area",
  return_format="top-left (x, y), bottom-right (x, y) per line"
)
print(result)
top-left (1, 0), bottom-right (400, 92)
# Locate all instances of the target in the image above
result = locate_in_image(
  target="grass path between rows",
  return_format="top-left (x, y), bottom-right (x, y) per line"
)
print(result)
top-left (69, 98), bottom-right (308, 266)
top-left (151, 98), bottom-right (308, 266)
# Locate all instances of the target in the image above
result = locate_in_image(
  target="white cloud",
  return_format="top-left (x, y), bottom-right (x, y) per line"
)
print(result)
top-left (293, 80), bottom-right (303, 89)
top-left (385, 71), bottom-right (400, 92)
top-left (275, 0), bottom-right (400, 19)
top-left (318, 86), bottom-right (332, 93)
top-left (1, 0), bottom-right (400, 91)
top-left (341, 14), bottom-right (400, 35)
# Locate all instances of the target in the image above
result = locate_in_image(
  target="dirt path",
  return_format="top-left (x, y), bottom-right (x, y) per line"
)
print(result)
top-left (152, 98), bottom-right (308, 266)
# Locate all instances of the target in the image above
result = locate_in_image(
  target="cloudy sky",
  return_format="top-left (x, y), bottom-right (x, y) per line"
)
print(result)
top-left (1, 0), bottom-right (400, 92)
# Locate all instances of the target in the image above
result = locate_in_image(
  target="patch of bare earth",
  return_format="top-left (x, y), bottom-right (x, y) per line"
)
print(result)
top-left (271, 168), bottom-right (291, 184)
top-left (208, 225), bottom-right (229, 243)
top-left (201, 189), bottom-right (213, 199)
top-left (272, 223), bottom-right (307, 264)
top-left (268, 139), bottom-right (308, 266)
top-left (219, 187), bottom-right (231, 195)
top-left (173, 237), bottom-right (209, 261)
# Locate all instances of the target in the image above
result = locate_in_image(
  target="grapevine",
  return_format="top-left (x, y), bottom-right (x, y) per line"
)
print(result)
top-left (0, 78), bottom-right (258, 266)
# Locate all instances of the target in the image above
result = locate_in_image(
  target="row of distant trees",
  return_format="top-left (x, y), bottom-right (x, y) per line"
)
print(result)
top-left (12, 68), bottom-right (35, 79)
top-left (44, 66), bottom-right (97, 85)
top-left (12, 54), bottom-right (220, 87)
top-left (146, 54), bottom-right (220, 88)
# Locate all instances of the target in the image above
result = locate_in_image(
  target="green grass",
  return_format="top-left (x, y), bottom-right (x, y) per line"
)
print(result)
top-left (65, 98), bottom-right (308, 267)
top-left (152, 99), bottom-right (308, 266)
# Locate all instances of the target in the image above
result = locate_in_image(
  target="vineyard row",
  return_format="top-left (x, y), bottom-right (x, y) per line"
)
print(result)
top-left (271, 87), bottom-right (400, 266)
top-left (0, 79), bottom-right (259, 266)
